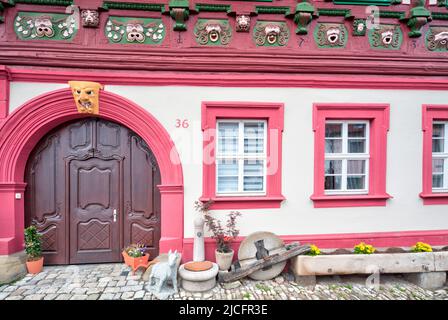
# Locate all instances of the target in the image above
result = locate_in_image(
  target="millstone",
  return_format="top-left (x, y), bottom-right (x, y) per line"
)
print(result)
top-left (238, 231), bottom-right (286, 281)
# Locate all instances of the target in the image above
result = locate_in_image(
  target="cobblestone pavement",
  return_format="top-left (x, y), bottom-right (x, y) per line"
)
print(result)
top-left (0, 263), bottom-right (447, 300)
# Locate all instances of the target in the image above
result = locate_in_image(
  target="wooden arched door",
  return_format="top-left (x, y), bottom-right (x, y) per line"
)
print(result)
top-left (25, 118), bottom-right (161, 265)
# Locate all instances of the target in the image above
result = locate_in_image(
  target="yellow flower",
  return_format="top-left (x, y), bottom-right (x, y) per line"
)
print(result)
top-left (308, 244), bottom-right (321, 256)
top-left (412, 242), bottom-right (432, 253)
top-left (354, 242), bottom-right (376, 254)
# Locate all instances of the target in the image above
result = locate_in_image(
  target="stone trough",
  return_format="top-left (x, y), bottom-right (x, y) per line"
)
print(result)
top-left (290, 251), bottom-right (448, 290)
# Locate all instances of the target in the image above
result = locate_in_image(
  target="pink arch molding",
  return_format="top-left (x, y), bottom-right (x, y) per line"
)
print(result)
top-left (0, 88), bottom-right (184, 256)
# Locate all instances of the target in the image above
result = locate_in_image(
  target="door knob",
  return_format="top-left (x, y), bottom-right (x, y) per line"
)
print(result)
top-left (113, 209), bottom-right (117, 222)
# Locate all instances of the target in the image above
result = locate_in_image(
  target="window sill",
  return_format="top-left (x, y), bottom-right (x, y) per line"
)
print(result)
top-left (310, 193), bottom-right (392, 208)
top-left (199, 195), bottom-right (285, 210)
top-left (419, 192), bottom-right (448, 205)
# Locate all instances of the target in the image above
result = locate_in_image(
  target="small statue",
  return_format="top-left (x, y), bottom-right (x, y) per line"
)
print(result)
top-left (147, 250), bottom-right (179, 299)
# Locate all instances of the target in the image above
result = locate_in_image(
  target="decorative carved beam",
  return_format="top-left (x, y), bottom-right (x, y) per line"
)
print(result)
top-left (101, 1), bottom-right (165, 13)
top-left (432, 11), bottom-right (448, 20)
top-left (379, 10), bottom-right (406, 19)
top-left (404, 0), bottom-right (432, 38)
top-left (293, 1), bottom-right (316, 35)
top-left (169, 0), bottom-right (190, 31)
top-left (255, 5), bottom-right (291, 15)
top-left (317, 8), bottom-right (353, 19)
top-left (195, 3), bottom-right (231, 13)
top-left (8, 0), bottom-right (73, 5)
top-left (332, 0), bottom-right (400, 5)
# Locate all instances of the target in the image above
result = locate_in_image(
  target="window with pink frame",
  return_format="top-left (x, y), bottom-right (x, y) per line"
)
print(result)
top-left (311, 103), bottom-right (391, 208)
top-left (200, 102), bottom-right (285, 210)
top-left (420, 105), bottom-right (448, 205)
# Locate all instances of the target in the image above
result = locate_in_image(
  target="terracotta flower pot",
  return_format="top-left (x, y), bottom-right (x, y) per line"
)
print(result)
top-left (26, 257), bottom-right (44, 274)
top-left (122, 251), bottom-right (150, 274)
top-left (215, 249), bottom-right (234, 271)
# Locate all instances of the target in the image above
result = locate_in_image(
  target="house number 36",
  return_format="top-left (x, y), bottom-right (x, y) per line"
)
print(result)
top-left (175, 119), bottom-right (189, 128)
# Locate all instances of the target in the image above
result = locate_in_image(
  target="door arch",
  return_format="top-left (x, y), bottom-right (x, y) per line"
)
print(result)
top-left (0, 88), bottom-right (183, 257)
top-left (25, 118), bottom-right (161, 264)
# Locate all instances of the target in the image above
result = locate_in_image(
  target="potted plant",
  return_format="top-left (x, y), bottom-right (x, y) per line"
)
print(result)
top-left (196, 200), bottom-right (241, 271)
top-left (24, 226), bottom-right (44, 274)
top-left (122, 243), bottom-right (150, 274)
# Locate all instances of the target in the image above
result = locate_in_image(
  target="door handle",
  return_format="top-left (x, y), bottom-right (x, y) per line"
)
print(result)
top-left (113, 209), bottom-right (117, 222)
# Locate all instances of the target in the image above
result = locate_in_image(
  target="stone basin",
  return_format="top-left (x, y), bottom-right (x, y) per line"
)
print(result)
top-left (179, 262), bottom-right (219, 292)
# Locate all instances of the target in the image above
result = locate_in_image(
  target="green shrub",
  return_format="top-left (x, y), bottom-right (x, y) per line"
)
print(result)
top-left (24, 226), bottom-right (42, 261)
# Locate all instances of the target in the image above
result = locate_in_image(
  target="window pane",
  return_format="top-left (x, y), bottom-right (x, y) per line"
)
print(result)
top-left (217, 176), bottom-right (238, 193)
top-left (325, 123), bottom-right (342, 138)
top-left (433, 174), bottom-right (444, 189)
top-left (433, 159), bottom-right (444, 173)
top-left (325, 139), bottom-right (342, 153)
top-left (347, 176), bottom-right (365, 190)
top-left (348, 123), bottom-right (366, 138)
top-left (325, 176), bottom-right (342, 190)
top-left (325, 160), bottom-right (342, 175)
top-left (347, 160), bottom-right (366, 174)
top-left (432, 139), bottom-right (444, 153)
top-left (218, 122), bottom-right (238, 154)
top-left (244, 160), bottom-right (264, 176)
top-left (433, 124), bottom-right (445, 138)
top-left (217, 159), bottom-right (238, 176)
top-left (348, 139), bottom-right (366, 153)
top-left (244, 122), bottom-right (264, 154)
top-left (243, 176), bottom-right (264, 192)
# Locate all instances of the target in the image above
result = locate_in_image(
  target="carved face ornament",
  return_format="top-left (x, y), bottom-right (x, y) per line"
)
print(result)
top-left (265, 24), bottom-right (280, 44)
top-left (68, 81), bottom-right (103, 115)
top-left (35, 18), bottom-right (54, 37)
top-left (327, 28), bottom-right (340, 44)
top-left (381, 30), bottom-right (394, 45)
top-left (206, 24), bottom-right (222, 42)
top-left (81, 10), bottom-right (99, 27)
top-left (126, 23), bottom-right (145, 43)
top-left (236, 15), bottom-right (250, 32)
top-left (434, 31), bottom-right (448, 46)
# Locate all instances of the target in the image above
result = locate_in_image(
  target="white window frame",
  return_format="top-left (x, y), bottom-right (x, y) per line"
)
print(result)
top-left (324, 120), bottom-right (370, 195)
top-left (216, 119), bottom-right (267, 196)
top-left (432, 121), bottom-right (448, 192)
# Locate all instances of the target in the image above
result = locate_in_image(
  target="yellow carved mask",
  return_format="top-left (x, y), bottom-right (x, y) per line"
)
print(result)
top-left (68, 81), bottom-right (103, 115)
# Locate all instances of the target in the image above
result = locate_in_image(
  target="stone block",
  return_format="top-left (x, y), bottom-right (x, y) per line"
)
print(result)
top-left (291, 252), bottom-right (438, 276)
top-left (0, 251), bottom-right (27, 285)
top-left (405, 272), bottom-right (447, 290)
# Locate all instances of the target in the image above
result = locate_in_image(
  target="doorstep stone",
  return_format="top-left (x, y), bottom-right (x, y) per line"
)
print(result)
top-left (0, 251), bottom-right (27, 285)
top-left (405, 272), bottom-right (447, 290)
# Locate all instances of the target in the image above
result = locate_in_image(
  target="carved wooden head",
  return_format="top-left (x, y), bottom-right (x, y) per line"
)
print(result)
top-left (81, 10), bottom-right (100, 28)
top-left (68, 81), bottom-right (103, 115)
top-left (35, 17), bottom-right (54, 38)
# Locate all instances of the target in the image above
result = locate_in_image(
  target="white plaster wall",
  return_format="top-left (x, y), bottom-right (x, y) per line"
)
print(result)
top-left (9, 82), bottom-right (448, 238)
top-left (9, 82), bottom-right (68, 113)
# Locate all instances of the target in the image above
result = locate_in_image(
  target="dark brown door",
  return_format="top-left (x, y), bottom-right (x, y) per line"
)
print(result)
top-left (25, 118), bottom-right (161, 265)
top-left (69, 157), bottom-right (121, 264)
